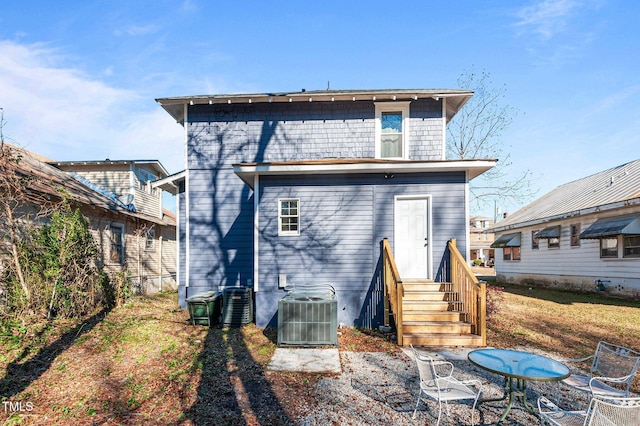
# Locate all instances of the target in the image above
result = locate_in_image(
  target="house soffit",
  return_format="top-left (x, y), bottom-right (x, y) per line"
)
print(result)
top-left (156, 89), bottom-right (474, 125)
top-left (232, 159), bottom-right (496, 189)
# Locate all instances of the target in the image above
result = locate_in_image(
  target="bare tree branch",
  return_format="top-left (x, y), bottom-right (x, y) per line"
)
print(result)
top-left (447, 67), bottom-right (537, 215)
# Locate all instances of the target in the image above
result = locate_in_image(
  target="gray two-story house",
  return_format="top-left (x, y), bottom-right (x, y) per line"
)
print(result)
top-left (157, 89), bottom-right (495, 330)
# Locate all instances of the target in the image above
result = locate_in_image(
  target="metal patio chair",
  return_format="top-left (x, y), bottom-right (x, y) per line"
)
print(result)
top-left (538, 395), bottom-right (640, 426)
top-left (561, 341), bottom-right (640, 401)
top-left (410, 344), bottom-right (482, 426)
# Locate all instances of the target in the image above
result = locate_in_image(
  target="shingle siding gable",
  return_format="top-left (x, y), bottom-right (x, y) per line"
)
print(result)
top-left (186, 98), bottom-right (443, 168)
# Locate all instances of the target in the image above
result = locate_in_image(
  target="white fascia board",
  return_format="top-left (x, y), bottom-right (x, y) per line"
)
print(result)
top-left (151, 170), bottom-right (186, 195)
top-left (233, 160), bottom-right (496, 189)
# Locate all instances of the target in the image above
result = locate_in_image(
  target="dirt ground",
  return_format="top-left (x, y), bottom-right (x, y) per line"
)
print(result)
top-left (471, 265), bottom-right (496, 277)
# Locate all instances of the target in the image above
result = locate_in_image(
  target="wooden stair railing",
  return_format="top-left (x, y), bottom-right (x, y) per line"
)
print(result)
top-left (448, 238), bottom-right (487, 346)
top-left (382, 238), bottom-right (487, 347)
top-left (382, 238), bottom-right (404, 346)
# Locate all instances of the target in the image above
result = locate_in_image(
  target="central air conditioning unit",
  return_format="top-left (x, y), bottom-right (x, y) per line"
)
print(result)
top-left (222, 287), bottom-right (254, 326)
top-left (277, 284), bottom-right (338, 346)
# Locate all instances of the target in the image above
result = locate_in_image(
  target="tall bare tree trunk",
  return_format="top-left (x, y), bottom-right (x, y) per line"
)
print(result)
top-left (5, 203), bottom-right (29, 300)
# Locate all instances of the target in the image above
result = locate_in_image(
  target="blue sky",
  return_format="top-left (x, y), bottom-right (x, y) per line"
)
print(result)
top-left (1, 0), bottom-right (639, 216)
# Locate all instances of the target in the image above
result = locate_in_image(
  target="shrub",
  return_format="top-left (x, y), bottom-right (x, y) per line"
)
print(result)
top-left (486, 285), bottom-right (505, 321)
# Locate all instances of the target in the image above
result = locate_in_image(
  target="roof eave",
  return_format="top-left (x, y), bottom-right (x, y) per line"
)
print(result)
top-left (156, 89), bottom-right (474, 124)
top-left (491, 197), bottom-right (640, 233)
top-left (233, 159), bottom-right (496, 189)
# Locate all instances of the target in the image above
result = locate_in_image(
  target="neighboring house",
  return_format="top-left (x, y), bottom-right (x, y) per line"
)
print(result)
top-left (5, 148), bottom-right (178, 294)
top-left (469, 215), bottom-right (494, 265)
top-left (490, 160), bottom-right (640, 297)
top-left (156, 89), bottom-right (495, 328)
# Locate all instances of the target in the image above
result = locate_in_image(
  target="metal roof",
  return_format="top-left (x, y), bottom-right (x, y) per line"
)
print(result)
top-left (535, 225), bottom-right (561, 239)
top-left (491, 232), bottom-right (521, 248)
top-left (580, 214), bottom-right (640, 239)
top-left (492, 159), bottom-right (640, 232)
top-left (5, 144), bottom-right (175, 227)
top-left (156, 88), bottom-right (474, 125)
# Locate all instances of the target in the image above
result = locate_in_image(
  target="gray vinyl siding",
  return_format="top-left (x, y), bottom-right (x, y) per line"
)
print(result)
top-left (255, 172), bottom-right (467, 328)
top-left (133, 188), bottom-right (161, 218)
top-left (178, 99), bottom-right (471, 322)
top-left (183, 168), bottom-right (253, 302)
top-left (177, 190), bottom-right (187, 305)
top-left (186, 99), bottom-right (444, 169)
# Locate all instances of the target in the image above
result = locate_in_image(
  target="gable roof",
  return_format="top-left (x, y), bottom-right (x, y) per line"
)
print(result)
top-left (492, 159), bottom-right (640, 232)
top-left (49, 159), bottom-right (170, 178)
top-left (156, 88), bottom-right (473, 125)
top-left (3, 144), bottom-right (174, 227)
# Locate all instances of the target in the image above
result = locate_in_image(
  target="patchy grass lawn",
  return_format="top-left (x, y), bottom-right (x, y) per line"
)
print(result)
top-left (1, 285), bottom-right (640, 425)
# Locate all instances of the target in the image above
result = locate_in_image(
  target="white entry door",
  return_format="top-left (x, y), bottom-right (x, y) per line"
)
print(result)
top-left (394, 196), bottom-right (431, 279)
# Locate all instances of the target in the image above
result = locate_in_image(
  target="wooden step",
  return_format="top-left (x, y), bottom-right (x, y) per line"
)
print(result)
top-left (402, 310), bottom-right (469, 322)
top-left (401, 311), bottom-right (466, 322)
top-left (391, 280), bottom-right (481, 348)
top-left (403, 291), bottom-right (457, 302)
top-left (403, 300), bottom-right (463, 311)
top-left (403, 321), bottom-right (472, 334)
top-left (402, 333), bottom-right (484, 347)
top-left (403, 282), bottom-right (452, 292)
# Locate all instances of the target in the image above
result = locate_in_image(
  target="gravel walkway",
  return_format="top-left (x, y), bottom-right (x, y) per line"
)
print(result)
top-left (297, 346), bottom-right (595, 425)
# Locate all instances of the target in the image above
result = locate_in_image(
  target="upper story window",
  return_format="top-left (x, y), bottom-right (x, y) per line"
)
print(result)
top-left (375, 102), bottom-right (410, 159)
top-left (278, 199), bottom-right (300, 236)
top-left (136, 168), bottom-right (159, 194)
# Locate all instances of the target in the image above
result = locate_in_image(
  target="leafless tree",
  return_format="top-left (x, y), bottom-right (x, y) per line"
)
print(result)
top-left (447, 68), bottom-right (537, 216)
top-left (0, 111), bottom-right (61, 309)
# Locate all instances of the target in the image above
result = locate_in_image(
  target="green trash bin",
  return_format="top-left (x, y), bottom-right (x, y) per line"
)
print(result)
top-left (186, 291), bottom-right (222, 326)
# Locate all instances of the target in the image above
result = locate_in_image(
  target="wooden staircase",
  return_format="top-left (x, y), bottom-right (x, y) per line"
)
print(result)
top-left (400, 279), bottom-right (484, 347)
top-left (382, 238), bottom-right (486, 348)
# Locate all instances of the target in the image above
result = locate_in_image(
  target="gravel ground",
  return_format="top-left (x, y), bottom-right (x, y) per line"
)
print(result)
top-left (297, 347), bottom-right (593, 426)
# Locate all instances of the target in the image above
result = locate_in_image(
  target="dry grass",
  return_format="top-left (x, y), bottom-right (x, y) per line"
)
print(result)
top-left (1, 284), bottom-right (639, 424)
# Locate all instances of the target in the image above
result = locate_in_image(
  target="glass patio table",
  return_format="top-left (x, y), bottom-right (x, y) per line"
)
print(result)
top-left (468, 348), bottom-right (570, 424)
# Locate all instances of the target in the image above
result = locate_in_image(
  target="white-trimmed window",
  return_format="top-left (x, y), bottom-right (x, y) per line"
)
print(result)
top-left (110, 223), bottom-right (125, 264)
top-left (624, 235), bottom-right (640, 258)
top-left (503, 246), bottom-right (521, 261)
top-left (600, 237), bottom-right (618, 258)
top-left (532, 230), bottom-right (539, 250)
top-left (375, 102), bottom-right (410, 159)
top-left (278, 199), bottom-right (300, 236)
top-left (145, 228), bottom-right (156, 251)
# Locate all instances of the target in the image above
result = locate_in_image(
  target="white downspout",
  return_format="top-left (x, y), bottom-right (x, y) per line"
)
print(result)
top-left (465, 171), bottom-right (471, 264)
top-left (253, 174), bottom-right (259, 293)
top-left (184, 103), bottom-right (190, 291)
top-left (441, 98), bottom-right (447, 160)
